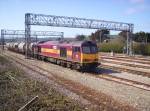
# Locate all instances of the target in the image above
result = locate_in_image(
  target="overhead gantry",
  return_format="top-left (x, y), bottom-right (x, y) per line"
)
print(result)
top-left (25, 13), bottom-right (134, 58)
top-left (0, 29), bottom-right (64, 51)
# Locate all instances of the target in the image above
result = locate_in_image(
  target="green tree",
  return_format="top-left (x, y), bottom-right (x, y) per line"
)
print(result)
top-left (89, 33), bottom-right (96, 41)
top-left (145, 32), bottom-right (150, 43)
top-left (89, 29), bottom-right (110, 42)
top-left (118, 31), bottom-right (127, 40)
top-left (75, 35), bottom-right (86, 41)
top-left (118, 31), bottom-right (133, 41)
top-left (133, 31), bottom-right (148, 43)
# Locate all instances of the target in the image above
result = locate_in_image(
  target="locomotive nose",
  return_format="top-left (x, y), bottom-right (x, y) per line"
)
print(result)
top-left (82, 53), bottom-right (98, 63)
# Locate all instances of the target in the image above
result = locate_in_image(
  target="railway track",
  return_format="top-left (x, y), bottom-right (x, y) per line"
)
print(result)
top-left (100, 53), bottom-right (150, 61)
top-left (117, 55), bottom-right (150, 61)
top-left (100, 56), bottom-right (150, 78)
top-left (101, 63), bottom-right (150, 78)
top-left (4, 51), bottom-right (150, 92)
top-left (101, 56), bottom-right (150, 64)
top-left (101, 59), bottom-right (150, 69)
top-left (94, 73), bottom-right (150, 91)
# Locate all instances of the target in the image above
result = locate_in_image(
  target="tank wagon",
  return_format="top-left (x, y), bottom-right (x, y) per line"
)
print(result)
top-left (7, 42), bottom-right (15, 51)
top-left (12, 42), bottom-right (20, 52)
top-left (18, 42), bottom-right (25, 54)
top-left (7, 40), bottom-right (100, 70)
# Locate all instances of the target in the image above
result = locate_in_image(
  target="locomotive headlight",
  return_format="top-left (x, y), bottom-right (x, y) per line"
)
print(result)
top-left (83, 59), bottom-right (98, 62)
top-left (83, 59), bottom-right (89, 62)
top-left (94, 59), bottom-right (98, 61)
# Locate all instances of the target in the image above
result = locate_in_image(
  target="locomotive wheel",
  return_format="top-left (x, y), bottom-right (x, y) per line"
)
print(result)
top-left (37, 55), bottom-right (40, 60)
top-left (67, 63), bottom-right (71, 68)
top-left (60, 61), bottom-right (67, 67)
top-left (72, 63), bottom-right (79, 70)
top-left (56, 60), bottom-right (61, 65)
top-left (76, 64), bottom-right (81, 70)
top-left (60, 61), bottom-right (64, 66)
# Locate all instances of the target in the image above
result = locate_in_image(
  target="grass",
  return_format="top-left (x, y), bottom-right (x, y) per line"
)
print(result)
top-left (98, 37), bottom-right (125, 53)
top-left (0, 54), bottom-right (9, 64)
top-left (98, 36), bottom-right (150, 56)
top-left (0, 55), bottom-right (84, 111)
top-left (133, 42), bottom-right (150, 55)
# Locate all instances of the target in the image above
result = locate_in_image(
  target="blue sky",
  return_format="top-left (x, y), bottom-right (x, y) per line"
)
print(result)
top-left (0, 0), bottom-right (150, 37)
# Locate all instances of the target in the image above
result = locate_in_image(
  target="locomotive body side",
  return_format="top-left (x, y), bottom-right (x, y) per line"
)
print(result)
top-left (36, 40), bottom-right (99, 70)
top-left (38, 41), bottom-right (60, 59)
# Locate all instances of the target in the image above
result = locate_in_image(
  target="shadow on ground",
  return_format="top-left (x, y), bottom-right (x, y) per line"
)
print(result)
top-left (82, 67), bottom-right (119, 75)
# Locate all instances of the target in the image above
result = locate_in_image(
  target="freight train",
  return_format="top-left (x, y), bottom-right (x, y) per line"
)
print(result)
top-left (6, 40), bottom-right (100, 70)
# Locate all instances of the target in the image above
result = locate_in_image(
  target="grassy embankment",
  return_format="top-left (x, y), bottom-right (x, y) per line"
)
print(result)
top-left (98, 37), bottom-right (150, 55)
top-left (0, 55), bottom-right (84, 111)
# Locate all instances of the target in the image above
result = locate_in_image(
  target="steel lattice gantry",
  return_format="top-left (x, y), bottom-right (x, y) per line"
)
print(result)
top-left (1, 29), bottom-right (63, 36)
top-left (0, 29), bottom-right (64, 51)
top-left (25, 13), bottom-right (134, 57)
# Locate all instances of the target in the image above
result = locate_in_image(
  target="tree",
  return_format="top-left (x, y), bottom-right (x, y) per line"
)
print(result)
top-left (133, 31), bottom-right (149, 43)
top-left (118, 31), bottom-right (133, 41)
top-left (89, 33), bottom-right (96, 41)
top-left (75, 35), bottom-right (86, 41)
top-left (145, 32), bottom-right (150, 43)
top-left (118, 31), bottom-right (127, 40)
top-left (89, 29), bottom-right (110, 42)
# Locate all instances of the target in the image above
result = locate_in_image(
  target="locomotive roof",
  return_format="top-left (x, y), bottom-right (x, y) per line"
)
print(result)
top-left (38, 40), bottom-right (96, 47)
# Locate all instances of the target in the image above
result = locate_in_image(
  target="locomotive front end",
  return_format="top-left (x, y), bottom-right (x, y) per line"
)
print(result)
top-left (81, 41), bottom-right (99, 69)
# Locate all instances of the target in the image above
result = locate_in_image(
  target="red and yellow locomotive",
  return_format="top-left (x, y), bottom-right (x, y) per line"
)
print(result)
top-left (36, 40), bottom-right (99, 70)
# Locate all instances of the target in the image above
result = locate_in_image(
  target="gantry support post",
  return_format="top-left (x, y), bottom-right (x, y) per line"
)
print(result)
top-left (127, 31), bottom-right (129, 55)
top-left (1, 29), bottom-right (5, 51)
top-left (99, 30), bottom-right (102, 43)
top-left (61, 32), bottom-right (64, 40)
top-left (25, 13), bottom-right (31, 59)
top-left (129, 32), bottom-right (133, 56)
top-left (127, 24), bottom-right (134, 56)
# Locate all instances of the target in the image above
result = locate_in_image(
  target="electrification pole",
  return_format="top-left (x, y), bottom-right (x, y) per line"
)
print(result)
top-left (99, 30), bottom-right (102, 43)
top-left (1, 29), bottom-right (5, 51)
top-left (25, 13), bottom-right (31, 58)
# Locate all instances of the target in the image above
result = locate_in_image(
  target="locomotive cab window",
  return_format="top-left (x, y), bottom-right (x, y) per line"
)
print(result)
top-left (82, 46), bottom-right (90, 53)
top-left (73, 47), bottom-right (80, 52)
top-left (60, 47), bottom-right (67, 57)
top-left (91, 46), bottom-right (98, 53)
top-left (82, 46), bottom-right (98, 54)
top-left (38, 46), bottom-right (41, 53)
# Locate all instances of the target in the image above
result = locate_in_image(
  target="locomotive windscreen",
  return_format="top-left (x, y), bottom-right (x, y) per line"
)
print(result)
top-left (81, 41), bottom-right (98, 54)
top-left (82, 46), bottom-right (98, 54)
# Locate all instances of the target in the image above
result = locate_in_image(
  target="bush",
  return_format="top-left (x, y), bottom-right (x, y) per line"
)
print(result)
top-left (98, 37), bottom-right (150, 56)
top-left (133, 42), bottom-right (150, 55)
top-left (98, 37), bottom-right (125, 53)
top-left (144, 44), bottom-right (150, 55)
top-left (100, 42), bottom-right (124, 53)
